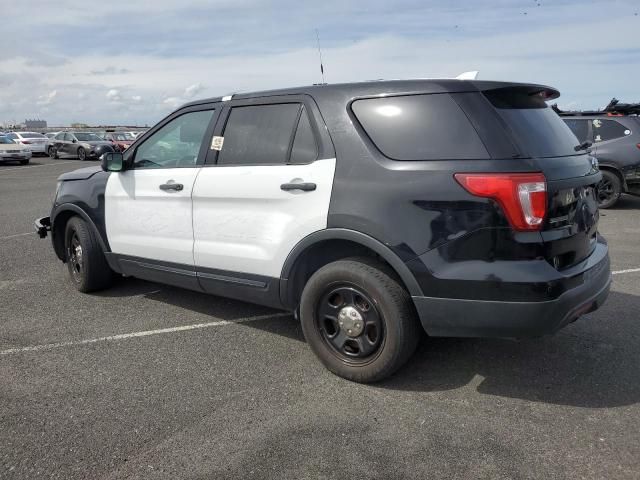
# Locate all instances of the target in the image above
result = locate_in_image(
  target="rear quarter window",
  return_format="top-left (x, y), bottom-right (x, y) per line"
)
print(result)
top-left (592, 119), bottom-right (631, 143)
top-left (563, 119), bottom-right (590, 143)
top-left (351, 94), bottom-right (489, 161)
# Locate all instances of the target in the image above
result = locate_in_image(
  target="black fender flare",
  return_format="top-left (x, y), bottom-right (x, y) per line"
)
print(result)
top-left (279, 228), bottom-right (423, 307)
top-left (51, 203), bottom-right (110, 260)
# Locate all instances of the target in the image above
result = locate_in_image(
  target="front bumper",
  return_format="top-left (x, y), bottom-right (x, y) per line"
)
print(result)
top-left (412, 242), bottom-right (611, 338)
top-left (34, 216), bottom-right (51, 238)
top-left (0, 152), bottom-right (32, 162)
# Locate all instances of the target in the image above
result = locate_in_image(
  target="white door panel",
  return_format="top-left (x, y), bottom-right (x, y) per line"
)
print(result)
top-left (105, 168), bottom-right (200, 265)
top-left (192, 158), bottom-right (336, 277)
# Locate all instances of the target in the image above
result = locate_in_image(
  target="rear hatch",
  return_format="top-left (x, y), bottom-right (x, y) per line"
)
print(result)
top-left (483, 86), bottom-right (601, 270)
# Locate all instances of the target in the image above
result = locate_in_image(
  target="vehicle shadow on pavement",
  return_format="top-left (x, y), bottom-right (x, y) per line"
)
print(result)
top-left (380, 290), bottom-right (640, 408)
top-left (601, 195), bottom-right (640, 210)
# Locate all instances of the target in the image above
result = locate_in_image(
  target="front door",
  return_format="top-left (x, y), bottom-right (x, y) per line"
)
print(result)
top-left (105, 107), bottom-right (218, 286)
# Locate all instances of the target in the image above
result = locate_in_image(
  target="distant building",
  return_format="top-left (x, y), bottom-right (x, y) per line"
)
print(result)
top-left (25, 119), bottom-right (47, 129)
top-left (70, 122), bottom-right (89, 129)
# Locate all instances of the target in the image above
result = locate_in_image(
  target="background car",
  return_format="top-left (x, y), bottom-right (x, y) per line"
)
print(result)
top-left (103, 131), bottom-right (135, 152)
top-left (0, 134), bottom-right (32, 165)
top-left (4, 131), bottom-right (49, 156)
top-left (555, 100), bottom-right (640, 208)
top-left (49, 131), bottom-right (115, 161)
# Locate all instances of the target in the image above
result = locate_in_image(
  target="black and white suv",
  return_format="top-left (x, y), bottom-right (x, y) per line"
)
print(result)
top-left (35, 80), bottom-right (611, 382)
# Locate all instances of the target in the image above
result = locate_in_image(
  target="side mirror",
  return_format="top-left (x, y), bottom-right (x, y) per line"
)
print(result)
top-left (72, 139), bottom-right (77, 143)
top-left (101, 152), bottom-right (124, 172)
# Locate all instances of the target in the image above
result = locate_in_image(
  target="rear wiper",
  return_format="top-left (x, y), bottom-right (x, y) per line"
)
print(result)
top-left (574, 141), bottom-right (592, 152)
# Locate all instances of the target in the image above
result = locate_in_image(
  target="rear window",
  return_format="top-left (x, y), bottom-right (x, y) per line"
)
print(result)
top-left (351, 94), bottom-right (489, 161)
top-left (484, 88), bottom-right (581, 158)
top-left (21, 132), bottom-right (44, 138)
top-left (592, 119), bottom-right (631, 143)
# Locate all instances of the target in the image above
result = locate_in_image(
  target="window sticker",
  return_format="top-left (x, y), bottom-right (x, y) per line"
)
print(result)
top-left (592, 119), bottom-right (602, 128)
top-left (210, 136), bottom-right (224, 151)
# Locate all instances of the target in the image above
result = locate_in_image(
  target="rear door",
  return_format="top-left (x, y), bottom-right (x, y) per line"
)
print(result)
top-left (192, 96), bottom-right (336, 288)
top-left (105, 106), bottom-right (218, 285)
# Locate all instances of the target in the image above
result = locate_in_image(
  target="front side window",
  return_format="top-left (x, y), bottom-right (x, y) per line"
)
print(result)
top-left (64, 133), bottom-right (74, 142)
top-left (563, 119), bottom-right (590, 143)
top-left (592, 119), bottom-right (630, 143)
top-left (218, 103), bottom-right (301, 166)
top-left (55, 133), bottom-right (65, 140)
top-left (352, 94), bottom-right (490, 161)
top-left (134, 109), bottom-right (214, 169)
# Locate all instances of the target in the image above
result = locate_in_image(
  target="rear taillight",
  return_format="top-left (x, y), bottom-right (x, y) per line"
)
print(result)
top-left (21, 140), bottom-right (32, 144)
top-left (454, 173), bottom-right (547, 231)
top-left (636, 143), bottom-right (640, 150)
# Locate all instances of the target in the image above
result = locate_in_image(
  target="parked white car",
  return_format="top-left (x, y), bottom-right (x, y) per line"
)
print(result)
top-left (4, 132), bottom-right (48, 155)
top-left (0, 135), bottom-right (32, 164)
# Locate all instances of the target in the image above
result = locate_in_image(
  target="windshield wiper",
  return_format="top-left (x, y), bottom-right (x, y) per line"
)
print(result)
top-left (574, 141), bottom-right (592, 152)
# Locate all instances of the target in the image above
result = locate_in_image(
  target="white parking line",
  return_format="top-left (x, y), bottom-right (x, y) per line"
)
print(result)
top-left (0, 312), bottom-right (291, 356)
top-left (612, 268), bottom-right (640, 275)
top-left (0, 232), bottom-right (35, 240)
top-left (0, 161), bottom-right (74, 173)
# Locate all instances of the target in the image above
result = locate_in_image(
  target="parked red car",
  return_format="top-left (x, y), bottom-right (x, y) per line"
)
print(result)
top-left (103, 132), bottom-right (135, 152)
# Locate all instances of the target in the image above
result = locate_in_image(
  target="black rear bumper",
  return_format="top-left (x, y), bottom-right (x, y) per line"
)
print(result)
top-left (34, 216), bottom-right (51, 238)
top-left (412, 242), bottom-right (611, 338)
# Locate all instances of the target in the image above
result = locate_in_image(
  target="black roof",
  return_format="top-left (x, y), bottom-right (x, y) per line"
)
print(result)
top-left (181, 79), bottom-right (560, 108)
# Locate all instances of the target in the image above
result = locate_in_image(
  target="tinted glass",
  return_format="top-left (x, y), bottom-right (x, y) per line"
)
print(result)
top-left (6, 133), bottom-right (17, 139)
top-left (218, 103), bottom-right (300, 165)
top-left (55, 133), bottom-right (65, 140)
top-left (21, 132), bottom-right (45, 138)
top-left (134, 109), bottom-right (214, 169)
top-left (75, 133), bottom-right (103, 141)
top-left (592, 119), bottom-right (630, 142)
top-left (351, 94), bottom-right (489, 161)
top-left (484, 88), bottom-right (581, 157)
top-left (563, 119), bottom-right (590, 143)
top-left (0, 136), bottom-right (13, 144)
top-left (290, 107), bottom-right (317, 164)
top-left (64, 133), bottom-right (74, 141)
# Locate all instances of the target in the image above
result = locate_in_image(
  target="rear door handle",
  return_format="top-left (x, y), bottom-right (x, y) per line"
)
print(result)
top-left (159, 182), bottom-right (184, 192)
top-left (280, 182), bottom-right (316, 192)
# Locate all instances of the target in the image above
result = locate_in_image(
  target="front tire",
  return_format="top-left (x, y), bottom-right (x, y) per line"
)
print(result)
top-left (597, 170), bottom-right (622, 209)
top-left (77, 147), bottom-right (87, 161)
top-left (64, 216), bottom-right (113, 292)
top-left (48, 146), bottom-right (56, 158)
top-left (300, 257), bottom-right (421, 383)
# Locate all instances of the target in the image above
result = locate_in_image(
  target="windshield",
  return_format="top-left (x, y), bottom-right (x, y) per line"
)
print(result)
top-left (74, 133), bottom-right (103, 141)
top-left (0, 136), bottom-right (14, 144)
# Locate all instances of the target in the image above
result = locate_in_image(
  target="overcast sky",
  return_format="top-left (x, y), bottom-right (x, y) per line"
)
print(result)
top-left (2, 0), bottom-right (639, 126)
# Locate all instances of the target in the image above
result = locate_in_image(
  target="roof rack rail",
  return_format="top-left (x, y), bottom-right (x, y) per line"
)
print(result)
top-left (552, 98), bottom-right (640, 117)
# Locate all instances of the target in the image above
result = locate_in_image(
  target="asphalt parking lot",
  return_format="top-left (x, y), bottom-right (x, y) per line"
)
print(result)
top-left (1, 156), bottom-right (639, 479)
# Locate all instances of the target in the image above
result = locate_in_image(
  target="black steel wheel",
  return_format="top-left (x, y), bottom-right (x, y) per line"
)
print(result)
top-left (596, 170), bottom-right (621, 209)
top-left (77, 147), bottom-right (87, 161)
top-left (316, 285), bottom-right (384, 362)
top-left (64, 216), bottom-right (113, 292)
top-left (300, 257), bottom-right (421, 383)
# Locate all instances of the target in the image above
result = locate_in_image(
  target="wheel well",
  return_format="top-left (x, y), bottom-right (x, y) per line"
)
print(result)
top-left (599, 165), bottom-right (626, 190)
top-left (52, 211), bottom-right (76, 261)
top-left (284, 239), bottom-right (410, 310)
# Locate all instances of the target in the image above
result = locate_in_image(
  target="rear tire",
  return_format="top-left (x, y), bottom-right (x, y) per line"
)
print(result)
top-left (64, 216), bottom-right (113, 292)
top-left (48, 146), bottom-right (56, 158)
top-left (299, 257), bottom-right (421, 383)
top-left (77, 147), bottom-right (87, 161)
top-left (597, 170), bottom-right (622, 209)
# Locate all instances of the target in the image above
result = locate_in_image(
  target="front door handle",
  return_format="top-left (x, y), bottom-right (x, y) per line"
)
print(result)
top-left (159, 182), bottom-right (184, 192)
top-left (280, 182), bottom-right (316, 192)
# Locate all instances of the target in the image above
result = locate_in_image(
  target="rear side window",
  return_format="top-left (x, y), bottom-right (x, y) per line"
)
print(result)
top-left (290, 107), bottom-right (317, 164)
top-left (563, 119), bottom-right (590, 143)
top-left (484, 87), bottom-right (581, 158)
top-left (592, 119), bottom-right (631, 143)
top-left (218, 103), bottom-right (301, 165)
top-left (351, 94), bottom-right (489, 160)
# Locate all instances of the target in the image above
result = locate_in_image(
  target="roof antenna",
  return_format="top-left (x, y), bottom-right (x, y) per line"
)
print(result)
top-left (315, 29), bottom-right (326, 84)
